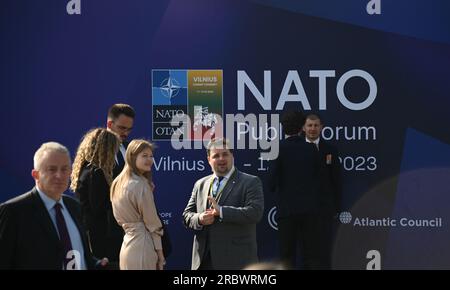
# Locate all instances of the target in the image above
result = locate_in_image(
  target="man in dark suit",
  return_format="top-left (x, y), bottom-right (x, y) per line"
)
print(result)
top-left (302, 113), bottom-right (342, 269)
top-left (303, 114), bottom-right (342, 216)
top-left (106, 103), bottom-right (135, 178)
top-left (269, 110), bottom-right (321, 269)
top-left (183, 138), bottom-right (264, 270)
top-left (0, 142), bottom-right (108, 269)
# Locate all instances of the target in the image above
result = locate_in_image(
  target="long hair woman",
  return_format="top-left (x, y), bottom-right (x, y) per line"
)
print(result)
top-left (110, 139), bottom-right (165, 270)
top-left (70, 128), bottom-right (123, 266)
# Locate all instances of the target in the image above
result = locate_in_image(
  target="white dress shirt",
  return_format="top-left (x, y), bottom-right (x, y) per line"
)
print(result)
top-left (36, 187), bottom-right (87, 270)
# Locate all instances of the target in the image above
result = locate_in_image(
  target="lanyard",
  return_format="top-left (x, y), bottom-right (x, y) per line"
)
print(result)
top-left (209, 176), bottom-right (229, 202)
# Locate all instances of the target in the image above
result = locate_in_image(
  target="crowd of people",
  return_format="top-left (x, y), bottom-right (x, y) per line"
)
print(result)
top-left (0, 104), bottom-right (341, 270)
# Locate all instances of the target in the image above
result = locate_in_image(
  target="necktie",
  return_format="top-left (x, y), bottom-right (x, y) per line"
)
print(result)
top-left (212, 176), bottom-right (224, 198)
top-left (54, 203), bottom-right (74, 269)
top-left (116, 148), bottom-right (125, 168)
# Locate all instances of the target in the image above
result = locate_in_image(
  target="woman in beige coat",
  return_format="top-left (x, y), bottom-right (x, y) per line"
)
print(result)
top-left (110, 139), bottom-right (165, 270)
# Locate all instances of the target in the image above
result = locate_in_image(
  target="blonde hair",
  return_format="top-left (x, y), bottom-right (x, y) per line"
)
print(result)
top-left (70, 128), bottom-right (119, 192)
top-left (34, 142), bottom-right (70, 170)
top-left (110, 139), bottom-right (155, 199)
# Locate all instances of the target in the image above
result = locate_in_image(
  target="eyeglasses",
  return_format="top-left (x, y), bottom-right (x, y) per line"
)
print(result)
top-left (113, 122), bottom-right (132, 132)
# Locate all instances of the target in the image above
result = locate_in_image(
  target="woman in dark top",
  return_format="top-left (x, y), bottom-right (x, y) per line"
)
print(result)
top-left (70, 128), bottom-right (123, 266)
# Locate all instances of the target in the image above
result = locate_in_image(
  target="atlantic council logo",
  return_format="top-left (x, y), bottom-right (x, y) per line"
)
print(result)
top-left (152, 69), bottom-right (223, 140)
top-left (338, 211), bottom-right (443, 228)
top-left (339, 211), bottom-right (353, 224)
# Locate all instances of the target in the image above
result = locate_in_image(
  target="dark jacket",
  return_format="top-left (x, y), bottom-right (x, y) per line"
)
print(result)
top-left (0, 188), bottom-right (100, 269)
top-left (113, 141), bottom-right (128, 178)
top-left (269, 135), bottom-right (321, 217)
top-left (76, 164), bottom-right (123, 262)
top-left (317, 140), bottom-right (342, 213)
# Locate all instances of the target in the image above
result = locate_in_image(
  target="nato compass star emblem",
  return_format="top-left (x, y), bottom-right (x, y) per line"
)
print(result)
top-left (160, 77), bottom-right (181, 101)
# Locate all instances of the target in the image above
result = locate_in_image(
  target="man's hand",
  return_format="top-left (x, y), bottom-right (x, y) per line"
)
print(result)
top-left (207, 197), bottom-right (220, 217)
top-left (99, 257), bottom-right (109, 267)
top-left (199, 210), bottom-right (216, 225)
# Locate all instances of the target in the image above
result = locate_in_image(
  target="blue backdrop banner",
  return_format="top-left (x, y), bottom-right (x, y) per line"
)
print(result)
top-left (1, 0), bottom-right (450, 269)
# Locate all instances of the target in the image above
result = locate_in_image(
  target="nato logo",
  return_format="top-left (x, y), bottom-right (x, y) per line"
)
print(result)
top-left (152, 70), bottom-right (187, 105)
top-left (152, 69), bottom-right (223, 140)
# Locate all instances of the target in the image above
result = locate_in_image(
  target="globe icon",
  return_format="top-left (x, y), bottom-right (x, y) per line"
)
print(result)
top-left (339, 212), bottom-right (352, 224)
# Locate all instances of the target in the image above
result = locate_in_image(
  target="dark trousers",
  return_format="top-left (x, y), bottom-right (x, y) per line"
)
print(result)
top-left (198, 229), bottom-right (214, 270)
top-left (278, 213), bottom-right (333, 270)
top-left (198, 250), bottom-right (214, 270)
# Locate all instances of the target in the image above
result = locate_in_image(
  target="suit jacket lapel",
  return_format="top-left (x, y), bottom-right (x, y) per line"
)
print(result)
top-left (218, 170), bottom-right (238, 205)
top-left (202, 176), bottom-right (214, 210)
top-left (30, 189), bottom-right (61, 248)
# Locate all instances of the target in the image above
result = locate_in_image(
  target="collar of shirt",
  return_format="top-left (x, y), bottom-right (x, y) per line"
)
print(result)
top-left (115, 143), bottom-right (126, 164)
top-left (36, 186), bottom-right (67, 212)
top-left (305, 137), bottom-right (320, 147)
top-left (214, 165), bottom-right (235, 182)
